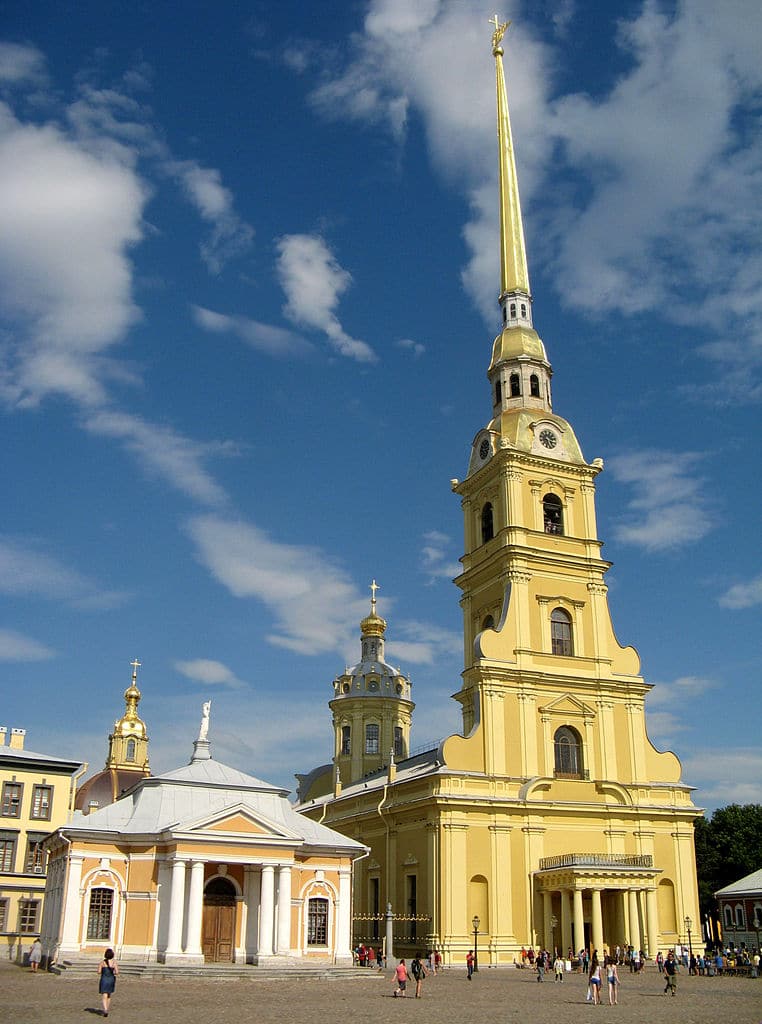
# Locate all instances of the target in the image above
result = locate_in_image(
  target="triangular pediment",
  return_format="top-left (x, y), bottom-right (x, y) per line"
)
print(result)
top-left (176, 802), bottom-right (301, 841)
top-left (540, 693), bottom-right (595, 717)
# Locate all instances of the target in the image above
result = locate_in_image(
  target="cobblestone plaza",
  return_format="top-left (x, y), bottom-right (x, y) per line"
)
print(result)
top-left (2, 964), bottom-right (759, 1024)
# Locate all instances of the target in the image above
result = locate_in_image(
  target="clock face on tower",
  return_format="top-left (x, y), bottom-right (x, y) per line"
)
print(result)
top-left (479, 437), bottom-right (490, 460)
top-left (539, 428), bottom-right (557, 450)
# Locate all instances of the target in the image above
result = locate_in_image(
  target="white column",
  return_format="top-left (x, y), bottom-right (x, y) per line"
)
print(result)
top-left (165, 859), bottom-right (187, 957)
top-left (259, 864), bottom-right (275, 957)
top-left (573, 888), bottom-right (585, 955)
top-left (243, 867), bottom-right (260, 963)
top-left (336, 867), bottom-right (352, 964)
top-left (542, 891), bottom-right (552, 951)
top-left (59, 854), bottom-right (85, 953)
top-left (628, 889), bottom-right (641, 952)
top-left (276, 865), bottom-right (292, 955)
top-left (561, 889), bottom-right (572, 955)
top-left (184, 860), bottom-right (205, 960)
top-left (591, 889), bottom-right (603, 955)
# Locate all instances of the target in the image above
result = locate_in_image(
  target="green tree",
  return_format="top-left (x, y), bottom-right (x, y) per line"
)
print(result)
top-left (694, 804), bottom-right (762, 918)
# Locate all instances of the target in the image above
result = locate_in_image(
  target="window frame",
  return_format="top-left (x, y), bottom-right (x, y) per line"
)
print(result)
top-left (365, 722), bottom-right (380, 755)
top-left (307, 896), bottom-right (329, 946)
top-left (25, 838), bottom-right (47, 874)
top-left (1, 781), bottom-right (23, 818)
top-left (481, 502), bottom-right (494, 543)
top-left (30, 784), bottom-right (53, 821)
top-left (554, 725), bottom-right (584, 778)
top-left (0, 835), bottom-right (17, 872)
top-left (393, 726), bottom-right (403, 759)
top-left (550, 607), bottom-right (573, 656)
top-left (0, 897), bottom-right (8, 932)
top-left (86, 887), bottom-right (115, 942)
top-left (341, 725), bottom-right (351, 756)
top-left (18, 899), bottom-right (40, 934)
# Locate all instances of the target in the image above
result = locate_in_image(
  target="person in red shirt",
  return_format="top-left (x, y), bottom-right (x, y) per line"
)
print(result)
top-left (393, 959), bottom-right (410, 997)
top-left (466, 950), bottom-right (475, 979)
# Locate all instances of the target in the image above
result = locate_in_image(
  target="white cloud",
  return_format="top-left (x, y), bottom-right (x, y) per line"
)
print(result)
top-left (719, 574), bottom-right (762, 609)
top-left (0, 103), bottom-right (145, 408)
top-left (169, 161), bottom-right (254, 273)
top-left (387, 620), bottom-right (461, 666)
top-left (0, 535), bottom-right (126, 609)
top-left (606, 450), bottom-right (715, 551)
top-left (420, 530), bottom-right (461, 582)
top-left (276, 234), bottom-right (376, 362)
top-left (0, 628), bottom-right (54, 662)
top-left (174, 658), bottom-right (244, 689)
top-left (0, 42), bottom-right (47, 86)
top-left (681, 748), bottom-right (762, 809)
top-left (191, 304), bottom-right (312, 358)
top-left (83, 410), bottom-right (231, 507)
top-left (397, 337), bottom-right (425, 358)
top-left (186, 514), bottom-right (369, 657)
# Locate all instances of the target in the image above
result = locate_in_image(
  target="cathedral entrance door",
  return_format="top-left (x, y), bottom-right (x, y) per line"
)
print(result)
top-left (202, 877), bottom-right (236, 962)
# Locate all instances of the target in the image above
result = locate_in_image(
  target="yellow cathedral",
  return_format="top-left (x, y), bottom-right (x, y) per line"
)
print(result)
top-left (296, 23), bottom-right (701, 964)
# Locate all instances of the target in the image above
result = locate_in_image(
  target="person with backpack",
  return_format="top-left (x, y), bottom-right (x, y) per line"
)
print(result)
top-left (411, 953), bottom-right (428, 997)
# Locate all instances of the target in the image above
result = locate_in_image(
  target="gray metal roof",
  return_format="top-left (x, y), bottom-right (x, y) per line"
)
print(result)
top-left (715, 868), bottom-right (762, 897)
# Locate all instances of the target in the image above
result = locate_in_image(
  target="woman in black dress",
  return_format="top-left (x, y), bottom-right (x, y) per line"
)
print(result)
top-left (98, 948), bottom-right (118, 1017)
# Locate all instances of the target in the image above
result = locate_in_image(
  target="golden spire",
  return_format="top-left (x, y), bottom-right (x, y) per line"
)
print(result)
top-left (361, 579), bottom-right (386, 639)
top-left (105, 659), bottom-right (150, 772)
top-left (491, 16), bottom-right (531, 305)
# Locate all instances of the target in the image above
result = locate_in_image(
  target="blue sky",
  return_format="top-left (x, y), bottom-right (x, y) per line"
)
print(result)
top-left (1, 1), bottom-right (760, 812)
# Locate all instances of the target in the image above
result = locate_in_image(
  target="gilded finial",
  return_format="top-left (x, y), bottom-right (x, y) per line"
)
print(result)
top-left (370, 579), bottom-right (379, 614)
top-left (130, 658), bottom-right (141, 682)
top-left (490, 13), bottom-right (510, 55)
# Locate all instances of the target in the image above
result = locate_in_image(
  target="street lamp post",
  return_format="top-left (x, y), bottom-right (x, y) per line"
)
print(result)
top-left (685, 916), bottom-right (693, 964)
top-left (472, 915), bottom-right (480, 973)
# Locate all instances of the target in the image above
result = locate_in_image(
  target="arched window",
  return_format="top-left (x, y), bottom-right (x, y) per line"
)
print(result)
top-left (125, 738), bottom-right (136, 762)
top-left (510, 302), bottom-right (516, 318)
top-left (394, 726), bottom-right (403, 758)
top-left (543, 493), bottom-right (564, 535)
top-left (86, 887), bottom-right (113, 941)
top-left (481, 615), bottom-right (495, 630)
top-left (495, 380), bottom-right (502, 404)
top-left (365, 723), bottom-right (379, 755)
top-left (753, 904), bottom-right (762, 929)
top-left (520, 303), bottom-right (527, 318)
top-left (554, 726), bottom-right (583, 777)
top-left (723, 905), bottom-right (733, 929)
top-left (530, 374), bottom-right (540, 397)
top-left (510, 372), bottom-right (521, 397)
top-left (481, 503), bottom-right (494, 543)
top-left (735, 904), bottom-right (745, 928)
top-left (341, 725), bottom-right (351, 755)
top-left (551, 608), bottom-right (573, 656)
top-left (307, 897), bottom-right (329, 945)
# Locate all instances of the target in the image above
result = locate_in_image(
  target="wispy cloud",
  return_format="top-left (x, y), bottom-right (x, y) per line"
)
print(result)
top-left (0, 41), bottom-right (48, 87)
top-left (681, 748), bottom-right (762, 809)
top-left (397, 337), bottom-right (425, 358)
top-left (0, 627), bottom-right (54, 662)
top-left (606, 450), bottom-right (715, 551)
top-left (0, 536), bottom-right (126, 609)
top-left (276, 234), bottom-right (376, 362)
top-left (191, 304), bottom-right (312, 358)
top-left (185, 514), bottom-right (368, 658)
top-left (719, 573), bottom-right (762, 609)
top-left (83, 410), bottom-right (231, 507)
top-left (174, 658), bottom-right (245, 689)
top-left (387, 620), bottom-right (461, 666)
top-left (420, 530), bottom-right (461, 582)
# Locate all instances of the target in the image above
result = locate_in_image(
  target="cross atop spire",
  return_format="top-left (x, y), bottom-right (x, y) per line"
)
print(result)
top-left (370, 579), bottom-right (379, 613)
top-left (130, 658), bottom-right (141, 681)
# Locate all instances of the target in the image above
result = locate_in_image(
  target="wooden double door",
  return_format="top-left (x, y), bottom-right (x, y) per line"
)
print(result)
top-left (202, 879), bottom-right (236, 962)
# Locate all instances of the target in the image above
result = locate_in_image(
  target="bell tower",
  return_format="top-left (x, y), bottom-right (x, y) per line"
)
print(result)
top-left (329, 582), bottom-right (414, 786)
top-left (106, 658), bottom-right (150, 773)
top-left (448, 21), bottom-right (645, 777)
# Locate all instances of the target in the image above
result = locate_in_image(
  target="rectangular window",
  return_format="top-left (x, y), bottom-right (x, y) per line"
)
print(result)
top-left (86, 888), bottom-right (114, 941)
top-left (0, 837), bottom-right (16, 872)
top-left (25, 840), bottom-right (47, 874)
top-left (406, 874), bottom-right (417, 940)
top-left (19, 899), bottom-right (39, 934)
top-left (31, 785), bottom-right (53, 821)
top-left (393, 726), bottom-right (403, 758)
top-left (307, 897), bottom-right (328, 945)
top-left (365, 723), bottom-right (379, 755)
top-left (1, 782), bottom-right (22, 818)
top-left (0, 898), bottom-right (7, 931)
top-left (341, 725), bottom-right (351, 755)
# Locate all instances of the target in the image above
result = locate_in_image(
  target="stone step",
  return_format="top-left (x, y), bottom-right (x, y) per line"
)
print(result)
top-left (52, 959), bottom-right (384, 982)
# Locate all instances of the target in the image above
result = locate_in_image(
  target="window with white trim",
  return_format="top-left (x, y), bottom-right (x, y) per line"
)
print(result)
top-left (86, 888), bottom-right (114, 941)
top-left (550, 608), bottom-right (573, 656)
top-left (307, 897), bottom-right (328, 945)
top-left (19, 899), bottom-right (39, 934)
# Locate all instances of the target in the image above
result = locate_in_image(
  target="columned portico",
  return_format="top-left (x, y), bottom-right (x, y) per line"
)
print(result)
top-left (536, 854), bottom-right (660, 956)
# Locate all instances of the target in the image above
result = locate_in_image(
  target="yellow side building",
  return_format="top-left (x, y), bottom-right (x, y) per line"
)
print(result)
top-left (297, 24), bottom-right (701, 965)
top-left (0, 726), bottom-right (84, 962)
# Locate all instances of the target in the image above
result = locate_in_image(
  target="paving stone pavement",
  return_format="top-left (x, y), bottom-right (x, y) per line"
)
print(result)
top-left (2, 962), bottom-right (760, 1024)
